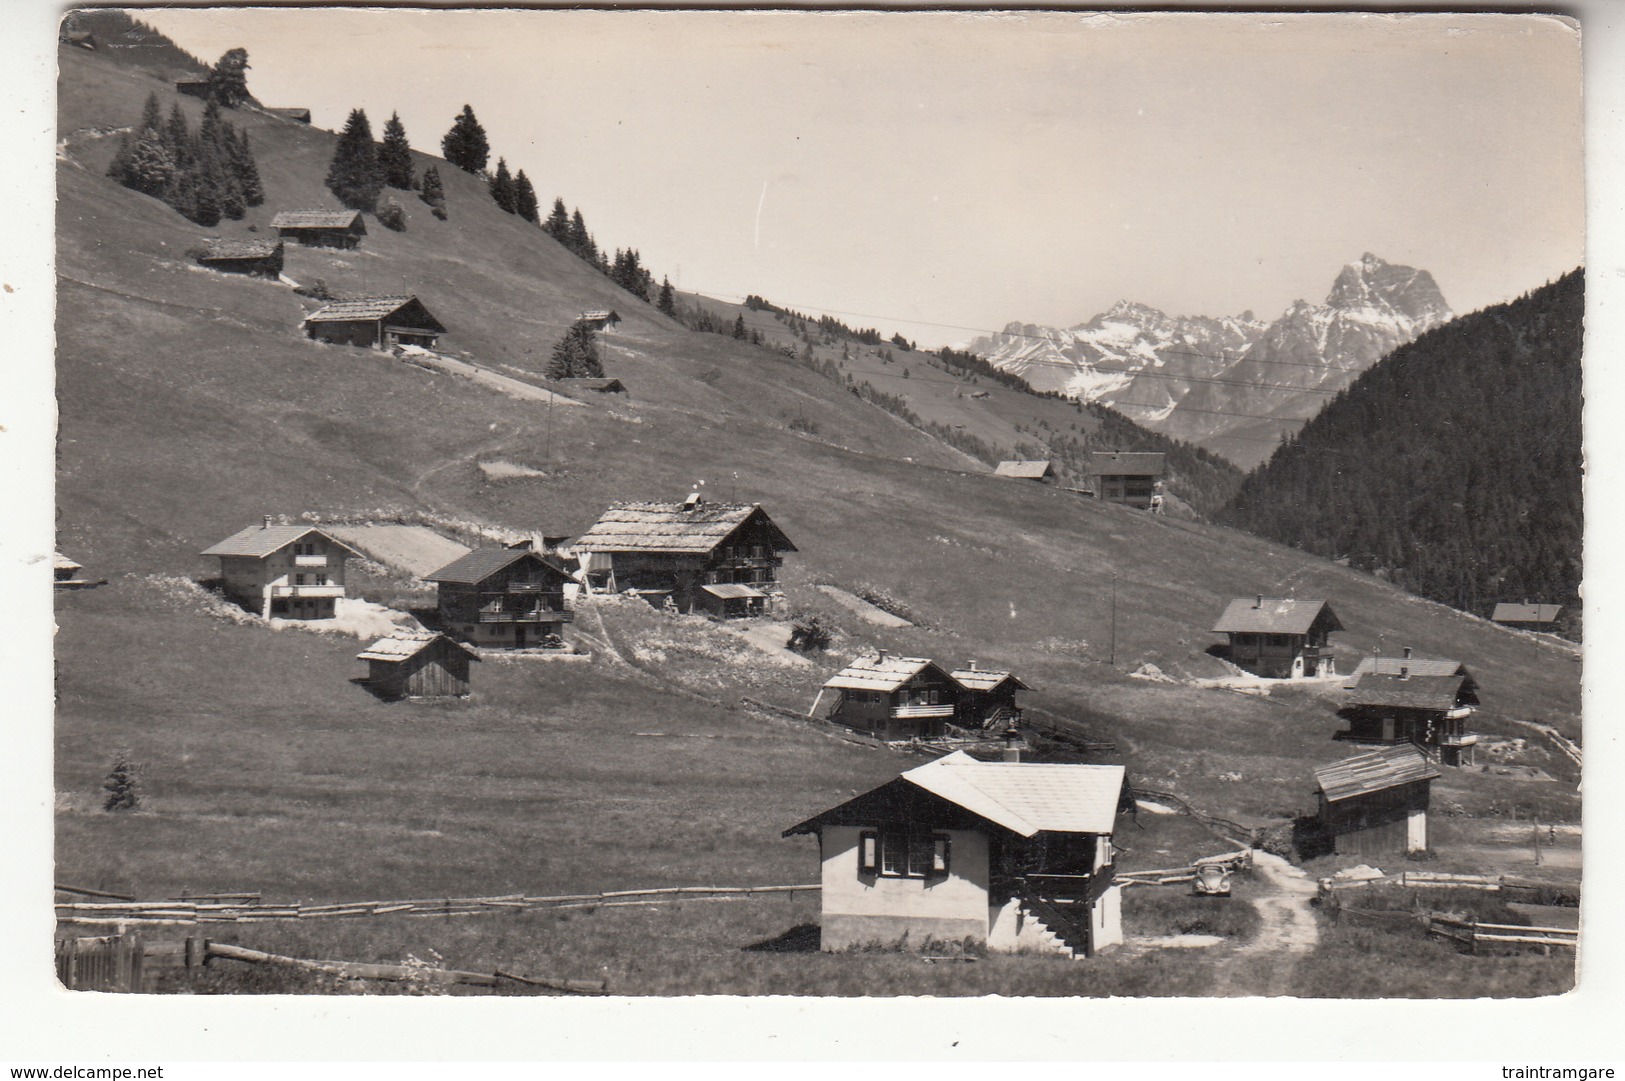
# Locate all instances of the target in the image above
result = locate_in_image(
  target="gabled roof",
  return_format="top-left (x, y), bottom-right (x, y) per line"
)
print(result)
top-left (823, 655), bottom-right (948, 693)
top-left (1314, 745), bottom-right (1439, 803)
top-left (304, 296), bottom-right (446, 331)
top-left (1213, 597), bottom-right (1342, 636)
top-left (271, 209), bottom-right (366, 231)
top-left (700, 583), bottom-right (766, 600)
top-left (575, 502), bottom-right (796, 555)
top-left (54, 552), bottom-right (83, 572)
top-left (580, 310), bottom-right (621, 322)
top-left (200, 523), bottom-right (362, 559)
top-left (199, 238), bottom-right (281, 261)
top-left (993, 460), bottom-right (1054, 479)
top-left (784, 751), bottom-right (1125, 839)
top-left (1089, 451), bottom-right (1166, 477)
top-left (1492, 603), bottom-right (1564, 624)
top-left (1349, 656), bottom-right (1467, 679)
top-left (356, 631), bottom-right (479, 664)
top-left (270, 107), bottom-right (311, 122)
top-left (1346, 673), bottom-right (1477, 712)
top-left (951, 668), bottom-right (1029, 693)
top-left (424, 548), bottom-right (570, 586)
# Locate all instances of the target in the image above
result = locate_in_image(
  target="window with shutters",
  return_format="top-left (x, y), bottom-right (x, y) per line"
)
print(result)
top-left (863, 827), bottom-right (950, 878)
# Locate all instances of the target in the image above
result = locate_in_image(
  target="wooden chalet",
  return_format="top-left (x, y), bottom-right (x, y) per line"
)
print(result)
top-left (175, 77), bottom-right (212, 99)
top-left (424, 548), bottom-right (574, 650)
top-left (357, 632), bottom-right (478, 699)
top-left (303, 296), bottom-right (447, 351)
top-left (811, 653), bottom-right (960, 741)
top-left (1342, 650), bottom-right (1480, 766)
top-left (59, 29), bottom-right (97, 49)
top-left (1314, 745), bottom-right (1439, 857)
top-left (196, 238), bottom-right (284, 279)
top-left (784, 750), bottom-right (1126, 957)
top-left (578, 310), bottom-right (621, 332)
top-left (573, 495), bottom-right (796, 617)
top-left (993, 460), bottom-right (1055, 482)
top-left (271, 209), bottom-right (368, 249)
top-left (1491, 602), bottom-right (1564, 635)
top-left (200, 517), bottom-right (361, 619)
top-left (1088, 451), bottom-right (1165, 509)
top-left (270, 108), bottom-right (312, 124)
top-left (1213, 595), bottom-right (1342, 678)
top-left (951, 662), bottom-right (1030, 732)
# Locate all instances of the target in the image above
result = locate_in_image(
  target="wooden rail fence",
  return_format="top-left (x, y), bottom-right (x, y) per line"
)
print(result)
top-left (1115, 849), bottom-right (1252, 888)
top-left (1428, 915), bottom-right (1577, 955)
top-left (56, 883), bottom-right (818, 927)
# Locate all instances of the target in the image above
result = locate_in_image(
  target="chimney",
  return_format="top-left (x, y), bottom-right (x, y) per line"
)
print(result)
top-left (262, 515), bottom-right (273, 530)
top-left (1255, 594), bottom-right (1263, 609)
top-left (876, 648), bottom-right (888, 663)
top-left (968, 660), bottom-right (978, 672)
top-left (1002, 724), bottom-right (1022, 763)
top-left (1399, 665), bottom-right (1410, 681)
top-left (682, 491), bottom-right (702, 511)
top-left (1402, 646), bottom-right (1413, 660)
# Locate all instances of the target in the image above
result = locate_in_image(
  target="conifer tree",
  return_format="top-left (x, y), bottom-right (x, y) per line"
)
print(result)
top-left (568, 208), bottom-right (596, 261)
top-left (124, 128), bottom-right (175, 198)
top-left (191, 169), bottom-right (222, 226)
top-left (164, 103), bottom-right (191, 169)
top-left (139, 91), bottom-right (163, 138)
top-left (419, 165), bottom-right (447, 219)
top-left (230, 129), bottom-right (265, 206)
top-left (102, 751), bottom-right (141, 812)
top-left (657, 276), bottom-right (676, 317)
top-left (546, 320), bottom-right (605, 379)
top-left (441, 104), bottom-right (489, 173)
top-left (106, 132), bottom-right (136, 188)
top-left (733, 314), bottom-right (747, 340)
top-left (544, 197), bottom-right (570, 238)
top-left (512, 169), bottom-right (539, 223)
top-left (325, 108), bottom-right (383, 213)
top-left (208, 47), bottom-right (251, 107)
top-left (488, 157), bottom-right (516, 213)
top-left (378, 111), bottom-right (415, 190)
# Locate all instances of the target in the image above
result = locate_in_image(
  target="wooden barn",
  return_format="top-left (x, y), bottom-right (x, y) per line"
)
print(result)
top-left (1342, 650), bottom-right (1480, 767)
top-left (271, 209), bottom-right (368, 249)
top-left (573, 495), bottom-right (796, 617)
top-left (1213, 595), bottom-right (1342, 678)
top-left (174, 77), bottom-right (212, 99)
top-left (424, 548), bottom-right (574, 650)
top-left (1314, 745), bottom-right (1439, 857)
top-left (951, 663), bottom-right (1030, 731)
top-left (270, 107), bottom-right (312, 124)
top-left (993, 460), bottom-right (1056, 482)
top-left (357, 632), bottom-right (478, 699)
top-left (303, 296), bottom-right (447, 351)
top-left (196, 238), bottom-right (284, 279)
top-left (578, 310), bottom-right (621, 332)
top-left (1491, 602), bottom-right (1564, 635)
top-left (200, 517), bottom-right (361, 619)
top-left (1088, 451), bottom-right (1166, 508)
top-left (560, 377), bottom-right (627, 395)
top-left (811, 652), bottom-right (960, 741)
top-left (784, 749), bottom-right (1126, 957)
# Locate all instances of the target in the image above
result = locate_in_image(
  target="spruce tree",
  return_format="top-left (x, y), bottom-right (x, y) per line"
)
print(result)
top-left (102, 751), bottom-right (141, 812)
top-left (231, 129), bottom-right (264, 207)
top-left (106, 132), bottom-right (136, 188)
top-left (657, 277), bottom-right (676, 317)
top-left (512, 169), bottom-right (539, 223)
top-left (208, 47), bottom-right (251, 107)
top-left (325, 108), bottom-right (383, 213)
top-left (544, 197), bottom-right (570, 238)
top-left (124, 128), bottom-right (175, 198)
top-left (138, 91), bottom-right (163, 138)
top-left (733, 314), bottom-right (747, 340)
top-left (164, 103), bottom-right (191, 169)
top-left (418, 165), bottom-right (447, 219)
top-left (488, 157), bottom-right (516, 213)
top-left (441, 104), bottom-right (489, 173)
top-left (546, 321), bottom-right (604, 379)
top-left (378, 111), bottom-right (415, 190)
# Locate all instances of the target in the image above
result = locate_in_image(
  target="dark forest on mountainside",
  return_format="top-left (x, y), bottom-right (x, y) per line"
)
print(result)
top-left (1218, 270), bottom-right (1582, 635)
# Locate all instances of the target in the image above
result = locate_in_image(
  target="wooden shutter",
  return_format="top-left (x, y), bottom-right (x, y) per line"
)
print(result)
top-left (931, 834), bottom-right (951, 877)
top-left (859, 831), bottom-right (878, 874)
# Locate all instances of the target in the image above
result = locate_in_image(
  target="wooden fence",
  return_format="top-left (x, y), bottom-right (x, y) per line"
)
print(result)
top-left (1319, 871), bottom-right (1580, 906)
top-left (56, 883), bottom-right (818, 927)
top-left (1115, 849), bottom-right (1252, 888)
top-left (56, 933), bottom-right (147, 992)
top-left (1428, 914), bottom-right (1578, 955)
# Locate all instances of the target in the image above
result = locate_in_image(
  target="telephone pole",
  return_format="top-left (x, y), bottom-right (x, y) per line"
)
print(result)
top-left (1110, 573), bottom-right (1118, 668)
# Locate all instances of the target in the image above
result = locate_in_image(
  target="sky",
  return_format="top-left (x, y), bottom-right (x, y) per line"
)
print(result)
top-left (134, 8), bottom-right (1584, 350)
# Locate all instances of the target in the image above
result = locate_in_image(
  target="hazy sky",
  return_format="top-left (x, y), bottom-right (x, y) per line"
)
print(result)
top-left (137, 9), bottom-right (1583, 348)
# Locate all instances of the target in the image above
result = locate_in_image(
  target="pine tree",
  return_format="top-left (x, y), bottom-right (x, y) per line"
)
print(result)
top-left (105, 132), bottom-right (136, 188)
top-left (191, 169), bottom-right (222, 226)
top-left (418, 165), bottom-right (447, 219)
top-left (139, 91), bottom-right (163, 138)
top-left (325, 108), bottom-right (383, 213)
top-left (488, 157), bottom-right (516, 213)
top-left (733, 314), bottom-right (747, 340)
top-left (230, 129), bottom-right (264, 207)
top-left (164, 103), bottom-right (191, 169)
top-left (102, 751), bottom-right (141, 812)
top-left (377, 197), bottom-right (406, 232)
top-left (512, 169), bottom-right (539, 223)
top-left (123, 128), bottom-right (175, 198)
top-left (378, 111), bottom-right (415, 190)
top-left (546, 321), bottom-right (604, 379)
top-left (544, 197), bottom-right (570, 238)
top-left (208, 47), bottom-right (251, 107)
top-left (440, 104), bottom-right (489, 173)
top-left (657, 276), bottom-right (676, 317)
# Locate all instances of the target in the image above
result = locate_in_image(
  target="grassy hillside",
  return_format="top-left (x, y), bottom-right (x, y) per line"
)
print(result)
top-left (53, 38), bottom-right (1581, 995)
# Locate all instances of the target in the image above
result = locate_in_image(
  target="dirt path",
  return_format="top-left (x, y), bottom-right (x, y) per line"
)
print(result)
top-left (1239, 850), bottom-right (1321, 957)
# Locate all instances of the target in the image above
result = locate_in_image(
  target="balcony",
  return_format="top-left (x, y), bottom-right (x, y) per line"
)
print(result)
top-left (270, 584), bottom-right (345, 598)
top-left (891, 703), bottom-right (955, 720)
top-left (294, 554), bottom-right (329, 567)
top-left (1444, 706), bottom-right (1475, 721)
top-left (501, 582), bottom-right (557, 593)
top-left (477, 608), bottom-right (574, 624)
top-left (1440, 733), bottom-right (1478, 748)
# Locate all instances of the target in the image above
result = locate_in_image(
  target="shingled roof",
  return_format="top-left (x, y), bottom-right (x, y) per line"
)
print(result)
top-left (1089, 451), bottom-right (1165, 477)
top-left (199, 238), bottom-right (281, 261)
top-left (271, 209), bottom-right (366, 231)
top-left (1349, 656), bottom-right (1467, 679)
top-left (785, 751), bottom-right (1125, 839)
top-left (356, 631), bottom-right (478, 664)
top-left (304, 296), bottom-right (448, 331)
top-left (424, 548), bottom-right (570, 586)
top-left (993, 460), bottom-right (1054, 479)
top-left (1213, 597), bottom-right (1342, 636)
top-left (951, 667), bottom-right (1029, 693)
top-left (575, 501), bottom-right (795, 555)
top-left (200, 523), bottom-right (362, 559)
top-left (1314, 745), bottom-right (1439, 803)
top-left (822, 654), bottom-right (947, 693)
top-left (1347, 671), bottom-right (1478, 712)
top-left (1492, 602), bottom-right (1564, 624)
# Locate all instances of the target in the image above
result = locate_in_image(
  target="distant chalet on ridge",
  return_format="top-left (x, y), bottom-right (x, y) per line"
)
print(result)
top-left (174, 76), bottom-right (212, 99)
top-left (269, 107), bottom-right (311, 124)
top-left (271, 209), bottom-right (367, 249)
top-left (577, 310), bottom-right (621, 332)
top-left (1213, 595), bottom-right (1342, 678)
top-left (1343, 651), bottom-right (1479, 767)
top-left (1314, 745), bottom-right (1439, 856)
top-left (195, 238), bottom-right (284, 279)
top-left (814, 653), bottom-right (961, 741)
top-left (1491, 602), bottom-right (1564, 635)
top-left (424, 548), bottom-right (574, 650)
top-left (993, 460), bottom-right (1055, 482)
top-left (574, 495), bottom-right (796, 618)
top-left (303, 296), bottom-right (447, 351)
top-left (200, 517), bottom-right (362, 620)
top-left (358, 631), bottom-right (478, 700)
top-left (1088, 451), bottom-right (1165, 509)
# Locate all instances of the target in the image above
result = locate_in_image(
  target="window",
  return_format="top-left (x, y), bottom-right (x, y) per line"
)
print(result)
top-left (314, 574), bottom-right (328, 586)
top-left (294, 573), bottom-right (307, 586)
top-left (861, 828), bottom-right (950, 878)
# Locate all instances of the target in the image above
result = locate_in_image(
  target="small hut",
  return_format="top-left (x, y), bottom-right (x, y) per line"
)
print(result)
top-left (993, 460), bottom-right (1055, 482)
top-left (271, 209), bottom-right (368, 250)
top-left (578, 310), bottom-right (622, 332)
top-left (196, 238), bottom-right (285, 279)
top-left (303, 296), bottom-right (447, 350)
top-left (175, 77), bottom-right (212, 99)
top-left (560, 377), bottom-right (626, 395)
top-left (357, 632), bottom-right (478, 699)
top-left (270, 107), bottom-right (312, 124)
top-left (1491, 602), bottom-right (1564, 635)
top-left (1314, 745), bottom-right (1439, 857)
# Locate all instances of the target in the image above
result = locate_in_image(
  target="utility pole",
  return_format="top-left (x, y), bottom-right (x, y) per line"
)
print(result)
top-left (1110, 573), bottom-right (1118, 668)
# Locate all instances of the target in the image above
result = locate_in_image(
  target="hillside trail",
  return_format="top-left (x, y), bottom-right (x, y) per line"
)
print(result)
top-left (1207, 850), bottom-right (1321, 996)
